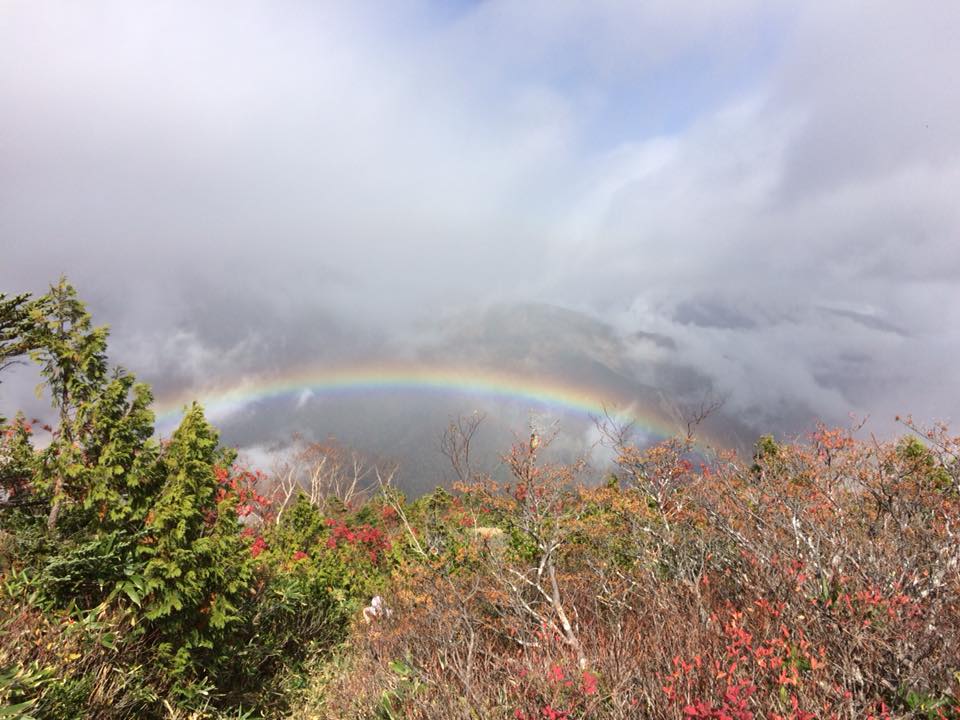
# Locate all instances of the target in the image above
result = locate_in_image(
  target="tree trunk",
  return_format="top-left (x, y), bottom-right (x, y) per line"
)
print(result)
top-left (548, 559), bottom-right (588, 670)
top-left (48, 377), bottom-right (70, 533)
top-left (47, 477), bottom-right (63, 531)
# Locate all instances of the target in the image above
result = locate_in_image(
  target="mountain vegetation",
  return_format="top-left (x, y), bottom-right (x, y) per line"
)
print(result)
top-left (1, 280), bottom-right (958, 719)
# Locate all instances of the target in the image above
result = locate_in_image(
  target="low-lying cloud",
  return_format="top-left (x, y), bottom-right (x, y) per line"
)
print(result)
top-left (2, 1), bottom-right (958, 465)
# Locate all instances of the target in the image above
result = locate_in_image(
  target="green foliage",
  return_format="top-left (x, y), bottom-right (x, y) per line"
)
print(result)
top-left (80, 372), bottom-right (161, 529)
top-left (213, 493), bottom-right (399, 713)
top-left (377, 658), bottom-right (425, 720)
top-left (27, 277), bottom-right (109, 412)
top-left (221, 564), bottom-right (351, 710)
top-left (17, 277), bottom-right (157, 537)
top-left (267, 494), bottom-right (326, 554)
top-left (36, 673), bottom-right (94, 719)
top-left (0, 414), bottom-right (38, 502)
top-left (140, 404), bottom-right (253, 675)
top-left (38, 531), bottom-right (142, 607)
top-left (751, 433), bottom-right (781, 475)
top-left (233, 496), bottom-right (349, 676)
top-left (896, 435), bottom-right (954, 493)
top-left (2, 278), bottom-right (161, 606)
top-left (0, 291), bottom-right (33, 391)
top-left (901, 687), bottom-right (960, 719)
top-left (6, 278), bottom-right (957, 719)
top-left (0, 662), bottom-right (48, 720)
top-left (273, 504), bottom-right (376, 607)
top-left (0, 280), bottom-right (283, 715)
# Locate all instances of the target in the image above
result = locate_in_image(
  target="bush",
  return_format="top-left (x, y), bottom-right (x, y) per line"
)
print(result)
top-left (4, 280), bottom-right (960, 718)
top-left (295, 425), bottom-right (960, 719)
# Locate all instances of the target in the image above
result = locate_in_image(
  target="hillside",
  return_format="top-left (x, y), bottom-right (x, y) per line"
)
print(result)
top-left (2, 282), bottom-right (958, 719)
top-left (152, 302), bottom-right (769, 497)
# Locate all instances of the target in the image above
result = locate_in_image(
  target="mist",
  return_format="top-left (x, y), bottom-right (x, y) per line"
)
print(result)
top-left (2, 1), bottom-right (959, 482)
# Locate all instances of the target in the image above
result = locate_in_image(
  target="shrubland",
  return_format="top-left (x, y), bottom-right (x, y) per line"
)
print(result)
top-left (1, 280), bottom-right (958, 719)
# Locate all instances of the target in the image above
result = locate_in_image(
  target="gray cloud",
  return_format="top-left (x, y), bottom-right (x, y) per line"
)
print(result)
top-left (1, 1), bottom-right (958, 470)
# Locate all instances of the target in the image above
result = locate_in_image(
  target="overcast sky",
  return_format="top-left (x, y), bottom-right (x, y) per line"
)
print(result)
top-left (2, 1), bottom-right (959, 446)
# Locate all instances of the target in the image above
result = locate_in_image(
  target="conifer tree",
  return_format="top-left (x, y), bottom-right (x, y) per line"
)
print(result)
top-left (140, 403), bottom-right (253, 674)
top-left (18, 277), bottom-right (159, 535)
top-left (0, 291), bottom-right (32, 385)
top-left (80, 370), bottom-right (160, 530)
top-left (28, 277), bottom-right (110, 530)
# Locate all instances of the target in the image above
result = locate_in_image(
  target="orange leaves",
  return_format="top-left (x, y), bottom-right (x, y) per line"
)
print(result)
top-left (810, 424), bottom-right (856, 453)
top-left (305, 419), bottom-right (960, 718)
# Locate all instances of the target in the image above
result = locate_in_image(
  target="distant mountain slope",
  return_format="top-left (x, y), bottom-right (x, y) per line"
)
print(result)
top-left (208, 302), bottom-right (795, 494)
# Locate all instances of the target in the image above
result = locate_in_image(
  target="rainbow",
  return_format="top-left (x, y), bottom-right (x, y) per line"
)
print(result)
top-left (152, 362), bottom-right (714, 448)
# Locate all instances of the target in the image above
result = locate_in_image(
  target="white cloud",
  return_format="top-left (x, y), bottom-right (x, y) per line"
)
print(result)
top-left (1, 0), bottom-right (958, 441)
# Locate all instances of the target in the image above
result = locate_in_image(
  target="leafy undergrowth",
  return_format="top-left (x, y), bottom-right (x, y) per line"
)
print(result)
top-left (2, 280), bottom-right (959, 718)
top-left (290, 423), bottom-right (960, 720)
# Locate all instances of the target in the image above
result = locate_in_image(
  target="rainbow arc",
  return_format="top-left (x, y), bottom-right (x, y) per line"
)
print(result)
top-left (153, 362), bottom-right (716, 448)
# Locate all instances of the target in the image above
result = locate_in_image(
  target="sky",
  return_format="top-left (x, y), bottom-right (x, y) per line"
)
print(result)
top-left (2, 1), bottom-right (959, 469)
